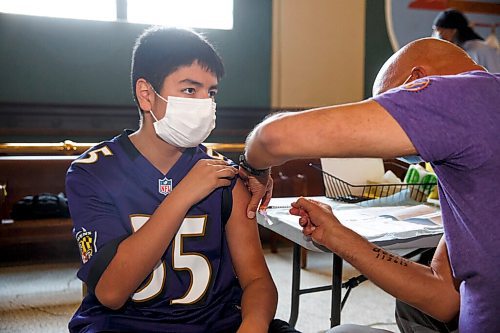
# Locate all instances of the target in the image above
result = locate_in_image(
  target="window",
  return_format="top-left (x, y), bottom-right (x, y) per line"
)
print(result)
top-left (127, 0), bottom-right (233, 30)
top-left (0, 0), bottom-right (116, 22)
top-left (0, 0), bottom-right (233, 30)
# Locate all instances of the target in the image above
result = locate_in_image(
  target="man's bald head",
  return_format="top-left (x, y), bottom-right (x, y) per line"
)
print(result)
top-left (372, 37), bottom-right (484, 96)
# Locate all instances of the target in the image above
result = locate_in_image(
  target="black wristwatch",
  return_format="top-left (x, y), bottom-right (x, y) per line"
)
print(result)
top-left (239, 154), bottom-right (270, 176)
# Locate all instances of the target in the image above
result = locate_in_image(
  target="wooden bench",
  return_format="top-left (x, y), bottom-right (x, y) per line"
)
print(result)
top-left (0, 156), bottom-right (78, 265)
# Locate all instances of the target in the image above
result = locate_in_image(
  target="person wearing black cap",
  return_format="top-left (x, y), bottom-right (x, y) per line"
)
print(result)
top-left (432, 8), bottom-right (500, 73)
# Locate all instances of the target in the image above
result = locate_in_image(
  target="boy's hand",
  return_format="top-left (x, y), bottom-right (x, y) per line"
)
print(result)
top-left (238, 168), bottom-right (273, 219)
top-left (176, 159), bottom-right (237, 204)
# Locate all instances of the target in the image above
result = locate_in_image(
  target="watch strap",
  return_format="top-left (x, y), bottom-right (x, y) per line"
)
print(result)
top-left (239, 154), bottom-right (270, 176)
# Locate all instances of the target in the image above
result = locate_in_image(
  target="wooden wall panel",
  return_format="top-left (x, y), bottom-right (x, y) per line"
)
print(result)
top-left (272, 0), bottom-right (366, 108)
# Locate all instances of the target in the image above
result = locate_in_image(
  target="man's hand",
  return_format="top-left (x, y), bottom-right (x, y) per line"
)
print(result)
top-left (289, 197), bottom-right (343, 247)
top-left (238, 167), bottom-right (273, 219)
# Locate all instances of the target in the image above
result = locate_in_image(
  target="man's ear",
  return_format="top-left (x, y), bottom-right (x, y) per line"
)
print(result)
top-left (136, 78), bottom-right (154, 112)
top-left (410, 66), bottom-right (427, 80)
top-left (402, 66), bottom-right (428, 85)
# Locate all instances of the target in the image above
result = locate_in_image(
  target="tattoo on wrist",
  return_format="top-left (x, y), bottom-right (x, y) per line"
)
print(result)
top-left (372, 248), bottom-right (408, 266)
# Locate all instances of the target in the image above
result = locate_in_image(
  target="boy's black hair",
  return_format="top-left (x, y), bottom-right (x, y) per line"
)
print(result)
top-left (130, 26), bottom-right (224, 109)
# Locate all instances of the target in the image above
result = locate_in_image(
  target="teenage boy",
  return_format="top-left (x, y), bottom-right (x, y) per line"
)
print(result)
top-left (67, 26), bottom-right (290, 333)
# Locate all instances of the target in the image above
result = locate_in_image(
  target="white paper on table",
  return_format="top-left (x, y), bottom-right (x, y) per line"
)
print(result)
top-left (333, 204), bottom-right (442, 225)
top-left (320, 158), bottom-right (385, 196)
top-left (262, 197), bottom-right (443, 243)
top-left (333, 205), bottom-right (440, 237)
top-left (377, 204), bottom-right (442, 225)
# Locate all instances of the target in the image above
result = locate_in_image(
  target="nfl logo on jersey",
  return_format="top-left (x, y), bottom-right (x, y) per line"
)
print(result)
top-left (158, 177), bottom-right (173, 195)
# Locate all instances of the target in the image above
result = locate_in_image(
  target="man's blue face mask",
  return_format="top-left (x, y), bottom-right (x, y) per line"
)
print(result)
top-left (397, 155), bottom-right (425, 164)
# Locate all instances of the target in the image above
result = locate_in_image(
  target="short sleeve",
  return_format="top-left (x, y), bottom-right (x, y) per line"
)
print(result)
top-left (373, 75), bottom-right (492, 170)
top-left (66, 164), bottom-right (130, 291)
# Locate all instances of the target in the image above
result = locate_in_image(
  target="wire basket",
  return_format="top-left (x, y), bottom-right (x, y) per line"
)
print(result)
top-left (309, 162), bottom-right (437, 204)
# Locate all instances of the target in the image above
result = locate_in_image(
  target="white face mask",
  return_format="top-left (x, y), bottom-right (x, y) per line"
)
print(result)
top-left (150, 93), bottom-right (216, 148)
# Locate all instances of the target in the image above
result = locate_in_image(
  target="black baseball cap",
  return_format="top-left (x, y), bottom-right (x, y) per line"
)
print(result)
top-left (433, 9), bottom-right (484, 42)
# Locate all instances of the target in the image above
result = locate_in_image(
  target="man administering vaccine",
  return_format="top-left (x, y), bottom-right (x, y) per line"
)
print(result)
top-left (239, 38), bottom-right (500, 333)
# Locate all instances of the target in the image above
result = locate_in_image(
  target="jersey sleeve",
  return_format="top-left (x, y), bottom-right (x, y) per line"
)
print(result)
top-left (372, 75), bottom-right (492, 170)
top-left (66, 163), bottom-right (129, 292)
top-left (201, 145), bottom-right (239, 224)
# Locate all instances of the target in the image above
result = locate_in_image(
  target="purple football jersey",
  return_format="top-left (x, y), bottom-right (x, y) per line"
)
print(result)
top-left (66, 130), bottom-right (242, 333)
top-left (374, 71), bottom-right (500, 333)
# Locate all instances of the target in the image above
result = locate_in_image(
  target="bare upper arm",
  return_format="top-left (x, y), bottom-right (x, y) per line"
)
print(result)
top-left (225, 179), bottom-right (272, 288)
top-left (431, 236), bottom-right (460, 291)
top-left (255, 99), bottom-right (418, 163)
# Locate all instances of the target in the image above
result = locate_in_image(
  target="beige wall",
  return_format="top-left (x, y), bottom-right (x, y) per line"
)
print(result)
top-left (272, 0), bottom-right (366, 108)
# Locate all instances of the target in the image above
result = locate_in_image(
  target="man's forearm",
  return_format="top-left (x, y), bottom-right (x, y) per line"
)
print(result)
top-left (244, 100), bottom-right (418, 170)
top-left (328, 229), bottom-right (459, 322)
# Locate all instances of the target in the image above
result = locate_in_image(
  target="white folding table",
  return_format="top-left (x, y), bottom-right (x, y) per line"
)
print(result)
top-left (256, 196), bottom-right (443, 328)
